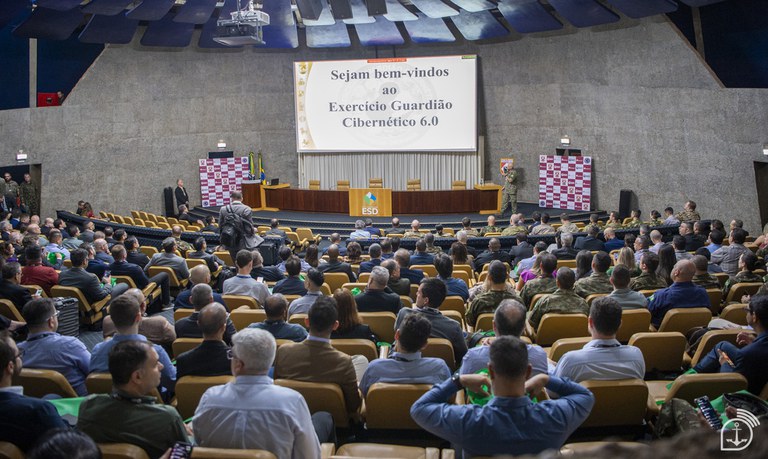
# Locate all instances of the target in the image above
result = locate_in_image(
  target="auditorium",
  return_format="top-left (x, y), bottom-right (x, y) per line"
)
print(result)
top-left (1, 0), bottom-right (768, 458)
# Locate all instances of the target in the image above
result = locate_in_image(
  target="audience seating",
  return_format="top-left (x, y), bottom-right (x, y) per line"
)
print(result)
top-left (50, 285), bottom-right (108, 325)
top-left (11, 368), bottom-right (78, 399)
top-left (653, 307), bottom-right (711, 334)
top-left (724, 282), bottom-right (763, 304)
top-left (422, 338), bottom-right (455, 370)
top-left (411, 264), bottom-right (437, 277)
top-left (646, 373), bottom-right (748, 416)
top-left (440, 296), bottom-right (467, 316)
top-left (528, 293), bottom-right (551, 311)
top-left (308, 179), bottom-right (321, 190)
top-left (400, 296), bottom-right (413, 308)
top-left (364, 383), bottom-right (433, 430)
top-left (213, 251), bottom-right (234, 266)
top-left (323, 273), bottom-right (352, 293)
top-left (191, 447), bottom-right (277, 459)
top-left (274, 379), bottom-right (350, 427)
top-left (628, 332), bottom-right (686, 374)
top-left (139, 246), bottom-right (158, 258)
top-left (409, 284), bottom-right (419, 301)
top-left (174, 308), bottom-right (195, 322)
top-left (288, 313), bottom-right (308, 327)
top-left (0, 299), bottom-right (23, 322)
top-left (685, 329), bottom-right (741, 368)
top-left (713, 272), bottom-right (729, 288)
top-left (452, 264), bottom-right (474, 281)
top-left (359, 312), bottom-right (396, 343)
top-left (86, 373), bottom-right (162, 404)
top-left (357, 272), bottom-right (371, 283)
top-left (112, 276), bottom-right (160, 305)
top-left (22, 284), bottom-right (48, 298)
top-left (585, 293), bottom-right (608, 306)
top-left (230, 308), bottom-right (266, 330)
top-left (547, 337), bottom-right (591, 362)
top-left (332, 339), bottom-right (378, 362)
top-left (148, 266), bottom-right (189, 293)
top-left (99, 443), bottom-right (150, 459)
top-left (442, 310), bottom-right (464, 329)
top-left (474, 312), bottom-right (494, 332)
top-left (0, 442), bottom-right (24, 459)
top-left (579, 379), bottom-right (648, 428)
top-left (534, 313), bottom-right (589, 347)
top-left (222, 294), bottom-right (260, 310)
top-left (334, 443), bottom-right (440, 459)
top-left (615, 309), bottom-right (652, 343)
top-left (295, 227), bottom-right (321, 244)
top-left (705, 288), bottom-right (723, 314)
top-left (451, 270), bottom-right (473, 288)
top-left (172, 338), bottom-right (204, 358)
top-left (556, 259), bottom-right (577, 269)
top-left (175, 375), bottom-right (234, 419)
top-left (719, 303), bottom-right (749, 325)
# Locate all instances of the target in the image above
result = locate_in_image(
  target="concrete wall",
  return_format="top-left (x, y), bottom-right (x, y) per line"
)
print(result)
top-left (1, 15), bottom-right (767, 231)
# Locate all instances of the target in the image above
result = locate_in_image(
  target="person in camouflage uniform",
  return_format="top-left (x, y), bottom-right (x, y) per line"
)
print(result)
top-left (460, 217), bottom-right (479, 237)
top-left (583, 213), bottom-right (602, 234)
top-left (19, 173), bottom-right (38, 216)
top-left (629, 252), bottom-right (669, 291)
top-left (604, 211), bottom-right (624, 230)
top-left (500, 163), bottom-right (518, 216)
top-left (501, 214), bottom-right (527, 237)
top-left (722, 252), bottom-right (764, 300)
top-left (574, 252), bottom-right (613, 298)
top-left (479, 215), bottom-right (501, 236)
top-left (648, 210), bottom-right (665, 227)
top-left (520, 253), bottom-right (558, 308)
top-left (402, 219), bottom-right (423, 239)
top-left (465, 261), bottom-right (522, 327)
top-left (423, 233), bottom-right (443, 255)
top-left (676, 200), bottom-right (701, 222)
top-left (624, 209), bottom-right (642, 228)
top-left (530, 213), bottom-right (556, 235)
top-left (1, 172), bottom-right (19, 211)
top-left (528, 267), bottom-right (589, 330)
top-left (171, 225), bottom-right (193, 255)
top-left (691, 255), bottom-right (722, 290)
top-left (557, 214), bottom-right (579, 234)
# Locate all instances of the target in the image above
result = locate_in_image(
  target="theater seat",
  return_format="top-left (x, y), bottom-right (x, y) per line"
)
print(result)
top-left (324, 273), bottom-right (353, 293)
top-left (174, 308), bottom-right (195, 322)
top-left (331, 339), bottom-right (378, 362)
top-left (579, 379), bottom-right (648, 428)
top-left (474, 313), bottom-right (494, 332)
top-left (147, 266), bottom-right (189, 293)
top-left (358, 312), bottom-right (396, 344)
top-left (99, 443), bottom-right (150, 459)
top-left (230, 308), bottom-right (267, 331)
top-left (422, 338), bottom-right (455, 370)
top-left (547, 337), bottom-right (591, 362)
top-left (50, 285), bottom-right (108, 325)
top-left (628, 332), bottom-right (686, 374)
top-left (175, 375), bottom-right (234, 419)
top-left (724, 282), bottom-right (763, 304)
top-left (364, 383), bottom-right (434, 429)
top-left (653, 307), bottom-right (711, 334)
top-left (0, 442), bottom-right (24, 459)
top-left (534, 313), bottom-right (589, 347)
top-left (172, 338), bottom-right (203, 358)
top-left (334, 443), bottom-right (440, 459)
top-left (646, 373), bottom-right (748, 416)
top-left (719, 303), bottom-right (749, 325)
top-left (0, 300), bottom-right (23, 322)
top-left (12, 368), bottom-right (77, 399)
top-left (274, 379), bottom-right (350, 427)
top-left (222, 294), bottom-right (260, 310)
top-left (615, 309), bottom-right (651, 343)
top-left (685, 329), bottom-right (740, 368)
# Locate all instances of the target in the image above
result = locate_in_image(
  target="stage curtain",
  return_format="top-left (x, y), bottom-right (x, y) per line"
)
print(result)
top-left (298, 150), bottom-right (483, 191)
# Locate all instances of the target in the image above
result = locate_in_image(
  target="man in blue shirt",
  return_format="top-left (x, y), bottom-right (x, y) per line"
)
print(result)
top-left (409, 239), bottom-right (435, 266)
top-left (434, 254), bottom-right (469, 301)
top-left (411, 336), bottom-right (594, 457)
top-left (647, 259), bottom-right (710, 328)
top-left (694, 294), bottom-right (768, 395)
top-left (90, 294), bottom-right (176, 395)
top-left (18, 298), bottom-right (91, 396)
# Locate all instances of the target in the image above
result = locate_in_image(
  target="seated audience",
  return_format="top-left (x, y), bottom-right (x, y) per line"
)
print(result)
top-left (93, 238), bottom-right (114, 264)
top-left (144, 237), bottom-right (189, 280)
top-left (250, 250), bottom-right (283, 281)
top-left (467, 261), bottom-right (523, 327)
top-left (557, 214), bottom-right (579, 234)
top-left (691, 254), bottom-right (722, 289)
top-left (516, 241), bottom-right (548, 276)
top-left (187, 237), bottom-right (225, 273)
top-left (649, 230), bottom-right (664, 253)
top-left (44, 230), bottom-right (70, 261)
top-left (424, 233), bottom-right (443, 255)
top-left (176, 285), bottom-right (236, 345)
top-left (222, 249), bottom-right (269, 307)
top-left (551, 232), bottom-right (578, 260)
top-left (501, 213), bottom-right (527, 237)
top-left (0, 262), bottom-right (36, 310)
top-left (673, 235), bottom-right (692, 261)
top-left (434, 253), bottom-right (469, 301)
top-left (647, 259), bottom-right (711, 328)
top-left (520, 253), bottom-right (558, 309)
top-left (321, 233), bottom-right (347, 256)
top-left (531, 213), bottom-right (556, 235)
top-left (608, 265), bottom-right (649, 309)
top-left (20, 245), bottom-right (58, 297)
top-left (403, 219), bottom-right (423, 239)
top-left (288, 268), bottom-right (325, 316)
top-left (706, 228), bottom-right (725, 254)
top-left (103, 288), bottom-right (176, 346)
top-left (331, 288), bottom-right (377, 342)
top-left (125, 236), bottom-right (150, 268)
top-left (358, 243), bottom-right (382, 274)
top-left (364, 218), bottom-right (381, 237)
top-left (679, 221), bottom-right (704, 251)
top-left (395, 248), bottom-right (425, 284)
top-left (59, 248), bottom-right (129, 304)
top-left (265, 218), bottom-right (287, 239)
top-left (318, 244), bottom-right (356, 282)
top-left (574, 252), bottom-right (613, 298)
top-left (603, 227), bottom-right (623, 252)
top-left (722, 252), bottom-right (763, 299)
top-left (344, 241), bottom-right (364, 265)
top-left (248, 294), bottom-right (308, 342)
top-left (528, 267), bottom-right (589, 331)
top-left (384, 217), bottom-right (405, 235)
top-left (176, 303), bottom-right (232, 379)
top-left (508, 233), bottom-right (533, 267)
top-left (629, 252), bottom-right (668, 291)
top-left (474, 238), bottom-right (512, 272)
top-left (349, 219), bottom-right (371, 240)
top-left (355, 266), bottom-right (402, 314)
top-left (173, 265), bottom-right (224, 310)
top-left (711, 227), bottom-right (750, 276)
top-left (200, 215), bottom-right (219, 233)
top-left (109, 244), bottom-right (171, 311)
top-left (410, 239), bottom-right (435, 266)
top-left (273, 255), bottom-right (308, 296)
top-left (381, 258), bottom-right (410, 296)
top-left (553, 297), bottom-right (645, 381)
top-left (574, 225), bottom-right (605, 251)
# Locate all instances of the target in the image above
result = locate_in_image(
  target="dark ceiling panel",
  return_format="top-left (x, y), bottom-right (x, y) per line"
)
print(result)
top-left (354, 15), bottom-right (405, 46)
top-left (35, 0), bottom-right (83, 11)
top-left (410, 0), bottom-right (459, 19)
top-left (126, 0), bottom-right (176, 21)
top-left (548, 0), bottom-right (620, 27)
top-left (140, 13), bottom-right (194, 46)
top-left (13, 7), bottom-right (83, 41)
top-left (403, 12), bottom-right (456, 43)
top-left (605, 0), bottom-right (677, 19)
top-left (449, 0), bottom-right (496, 14)
top-left (260, 0), bottom-right (299, 48)
top-left (305, 21), bottom-right (352, 47)
top-left (0, 0), bottom-right (28, 29)
top-left (450, 9), bottom-right (509, 40)
top-left (78, 13), bottom-right (139, 44)
top-left (174, 0), bottom-right (218, 24)
top-left (497, 0), bottom-right (563, 34)
top-left (81, 0), bottom-right (134, 16)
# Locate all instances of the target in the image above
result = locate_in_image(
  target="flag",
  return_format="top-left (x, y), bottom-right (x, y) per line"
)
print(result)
top-left (258, 150), bottom-right (266, 181)
top-left (248, 151), bottom-right (256, 179)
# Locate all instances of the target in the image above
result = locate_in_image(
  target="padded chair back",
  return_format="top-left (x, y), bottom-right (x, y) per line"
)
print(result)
top-left (442, 310), bottom-right (464, 328)
top-left (222, 294), bottom-right (259, 310)
top-left (719, 303), bottom-right (749, 326)
top-left (174, 308), bottom-right (195, 322)
top-left (628, 332), bottom-right (686, 373)
top-left (12, 368), bottom-right (77, 398)
top-left (705, 288), bottom-right (723, 314)
top-left (148, 266), bottom-right (187, 289)
top-left (548, 337), bottom-right (591, 362)
top-left (615, 309), bottom-right (652, 343)
top-left (357, 272), bottom-right (371, 283)
top-left (288, 313), bottom-right (308, 327)
top-left (337, 180), bottom-right (350, 190)
top-left (22, 284), bottom-right (48, 298)
top-left (713, 272), bottom-right (729, 288)
top-left (585, 293), bottom-right (608, 306)
top-left (725, 282), bottom-right (763, 304)
top-left (191, 448), bottom-right (276, 459)
top-left (422, 338), bottom-right (455, 370)
top-left (400, 296), bottom-right (413, 308)
top-left (185, 258), bottom-right (206, 269)
top-left (0, 442), bottom-right (24, 459)
top-left (406, 179), bottom-right (421, 191)
top-left (112, 275), bottom-right (138, 288)
top-left (172, 338), bottom-right (203, 358)
top-left (86, 373), bottom-right (162, 404)
top-left (451, 180), bottom-right (466, 190)
top-left (410, 264), bottom-right (437, 277)
top-left (689, 329), bottom-right (741, 368)
top-left (556, 259), bottom-right (577, 269)
top-left (409, 283), bottom-right (419, 301)
top-left (139, 246), bottom-right (159, 258)
top-left (365, 383), bottom-right (433, 429)
top-left (474, 313), bottom-right (494, 332)
top-left (213, 251), bottom-right (234, 266)
top-left (274, 379), bottom-right (349, 427)
top-left (666, 373), bottom-right (748, 405)
top-left (308, 179), bottom-right (321, 190)
top-left (657, 307), bottom-right (712, 334)
top-left (336, 443), bottom-right (440, 459)
top-left (99, 443), bottom-right (150, 459)
top-left (451, 270), bottom-right (473, 288)
top-left (50, 285), bottom-right (108, 325)
top-left (296, 228), bottom-right (320, 244)
top-left (528, 293), bottom-right (552, 311)
top-left (323, 272), bottom-right (351, 293)
top-left (0, 299), bottom-right (23, 322)
top-left (535, 313), bottom-right (589, 347)
top-left (230, 308), bottom-right (267, 331)
top-left (368, 178), bottom-right (383, 188)
top-left (175, 375), bottom-right (234, 419)
top-left (359, 312), bottom-right (396, 343)
top-left (331, 339), bottom-right (378, 361)
top-left (580, 379), bottom-right (648, 427)
top-left (440, 296), bottom-right (466, 315)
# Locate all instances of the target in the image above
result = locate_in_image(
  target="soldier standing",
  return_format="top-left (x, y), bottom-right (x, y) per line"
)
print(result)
top-left (19, 173), bottom-right (38, 216)
top-left (1, 173), bottom-right (19, 212)
top-left (500, 164), bottom-right (518, 216)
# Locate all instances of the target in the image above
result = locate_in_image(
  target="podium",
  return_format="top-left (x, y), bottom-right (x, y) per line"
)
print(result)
top-left (348, 188), bottom-right (393, 217)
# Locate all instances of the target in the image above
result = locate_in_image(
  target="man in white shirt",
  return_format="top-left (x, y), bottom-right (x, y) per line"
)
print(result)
top-left (222, 250), bottom-right (268, 307)
top-left (553, 297), bottom-right (645, 382)
top-left (193, 328), bottom-right (333, 458)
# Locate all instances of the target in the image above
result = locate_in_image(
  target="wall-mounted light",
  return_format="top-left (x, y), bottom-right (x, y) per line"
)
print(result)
top-left (217, 140), bottom-right (227, 149)
top-left (16, 149), bottom-right (27, 163)
top-left (560, 135), bottom-right (571, 146)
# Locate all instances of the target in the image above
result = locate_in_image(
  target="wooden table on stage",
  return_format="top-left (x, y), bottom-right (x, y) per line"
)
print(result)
top-left (242, 183), bottom-right (502, 214)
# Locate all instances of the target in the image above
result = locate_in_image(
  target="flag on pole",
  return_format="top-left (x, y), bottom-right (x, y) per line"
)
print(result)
top-left (248, 151), bottom-right (256, 180)
top-left (258, 150), bottom-right (266, 182)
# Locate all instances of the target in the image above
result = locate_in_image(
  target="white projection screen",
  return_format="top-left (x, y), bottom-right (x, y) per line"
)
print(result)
top-left (294, 55), bottom-right (478, 153)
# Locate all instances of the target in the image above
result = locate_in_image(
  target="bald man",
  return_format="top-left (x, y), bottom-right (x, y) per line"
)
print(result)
top-left (403, 220), bottom-right (422, 239)
top-left (647, 259), bottom-right (711, 328)
top-left (317, 244), bottom-right (356, 282)
top-left (473, 238), bottom-right (512, 273)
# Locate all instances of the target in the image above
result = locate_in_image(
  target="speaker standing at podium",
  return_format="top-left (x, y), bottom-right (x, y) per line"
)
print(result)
top-left (500, 164), bottom-right (518, 216)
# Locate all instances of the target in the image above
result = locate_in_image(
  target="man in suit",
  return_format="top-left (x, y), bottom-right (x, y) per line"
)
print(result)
top-left (250, 250), bottom-right (283, 281)
top-left (79, 220), bottom-right (96, 243)
top-left (0, 262), bottom-right (37, 310)
top-left (364, 218), bottom-right (382, 237)
top-left (219, 191), bottom-right (263, 262)
top-left (265, 218), bottom-right (287, 241)
top-left (318, 244), bottom-right (356, 282)
top-left (410, 239), bottom-right (435, 266)
top-left (176, 303), bottom-right (232, 379)
top-left (359, 243), bottom-right (383, 274)
top-left (93, 238), bottom-right (114, 264)
top-left (394, 249), bottom-right (425, 285)
top-left (509, 233), bottom-right (533, 268)
top-left (273, 256), bottom-right (308, 296)
top-left (144, 237), bottom-right (190, 281)
top-left (274, 296), bottom-right (363, 417)
top-left (173, 265), bottom-right (225, 310)
top-left (354, 266), bottom-right (402, 314)
top-left (0, 329), bottom-right (69, 452)
top-left (381, 259), bottom-right (410, 296)
top-left (176, 284), bottom-right (236, 345)
top-left (574, 225), bottom-right (606, 251)
top-left (384, 217), bottom-right (406, 235)
top-left (125, 236), bottom-right (150, 268)
top-left (175, 178), bottom-right (189, 211)
top-left (321, 233), bottom-right (347, 256)
top-left (109, 244), bottom-right (171, 311)
top-left (187, 236), bottom-right (225, 274)
top-left (473, 238), bottom-right (512, 272)
top-left (453, 231), bottom-right (478, 258)
top-left (102, 288), bottom-right (175, 345)
top-left (551, 233), bottom-right (579, 260)
top-left (59, 248), bottom-right (129, 304)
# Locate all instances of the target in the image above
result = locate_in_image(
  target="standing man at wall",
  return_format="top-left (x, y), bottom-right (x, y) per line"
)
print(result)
top-left (500, 163), bottom-right (518, 216)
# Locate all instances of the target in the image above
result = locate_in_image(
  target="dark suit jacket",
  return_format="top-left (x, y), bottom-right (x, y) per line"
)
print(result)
top-left (175, 186), bottom-right (189, 208)
top-left (175, 312), bottom-right (236, 345)
top-left (250, 266), bottom-right (284, 282)
top-left (58, 267), bottom-right (111, 303)
top-left (176, 340), bottom-right (232, 379)
top-left (318, 260), bottom-right (356, 282)
top-left (509, 241), bottom-right (534, 267)
top-left (358, 258), bottom-right (382, 274)
top-left (95, 252), bottom-right (115, 264)
top-left (187, 251), bottom-right (224, 273)
top-left (552, 247), bottom-right (579, 260)
top-left (384, 227), bottom-right (405, 235)
top-left (219, 202), bottom-right (262, 250)
top-left (387, 278), bottom-right (410, 296)
top-left (473, 250), bottom-right (512, 272)
top-left (274, 339), bottom-right (362, 415)
top-left (79, 230), bottom-right (95, 243)
top-left (409, 252), bottom-right (435, 266)
top-left (604, 238), bottom-right (624, 252)
top-left (0, 280), bottom-right (33, 309)
top-left (684, 234), bottom-right (705, 252)
top-left (273, 276), bottom-right (307, 296)
top-left (0, 391), bottom-right (68, 452)
top-left (174, 289), bottom-right (225, 311)
top-left (574, 236), bottom-right (606, 251)
top-left (127, 251), bottom-right (150, 268)
top-left (354, 289), bottom-right (402, 314)
top-left (331, 324), bottom-right (377, 342)
top-left (110, 260), bottom-right (151, 289)
top-left (399, 267), bottom-right (424, 285)
top-left (86, 259), bottom-right (107, 280)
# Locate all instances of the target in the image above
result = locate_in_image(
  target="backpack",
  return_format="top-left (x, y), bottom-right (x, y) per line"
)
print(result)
top-left (219, 205), bottom-right (241, 247)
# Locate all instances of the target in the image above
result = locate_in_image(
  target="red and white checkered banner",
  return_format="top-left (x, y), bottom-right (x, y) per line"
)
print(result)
top-left (538, 155), bottom-right (592, 211)
top-left (199, 157), bottom-right (249, 207)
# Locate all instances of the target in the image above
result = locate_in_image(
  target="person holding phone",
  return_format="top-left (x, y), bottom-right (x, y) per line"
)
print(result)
top-left (693, 294), bottom-right (768, 395)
